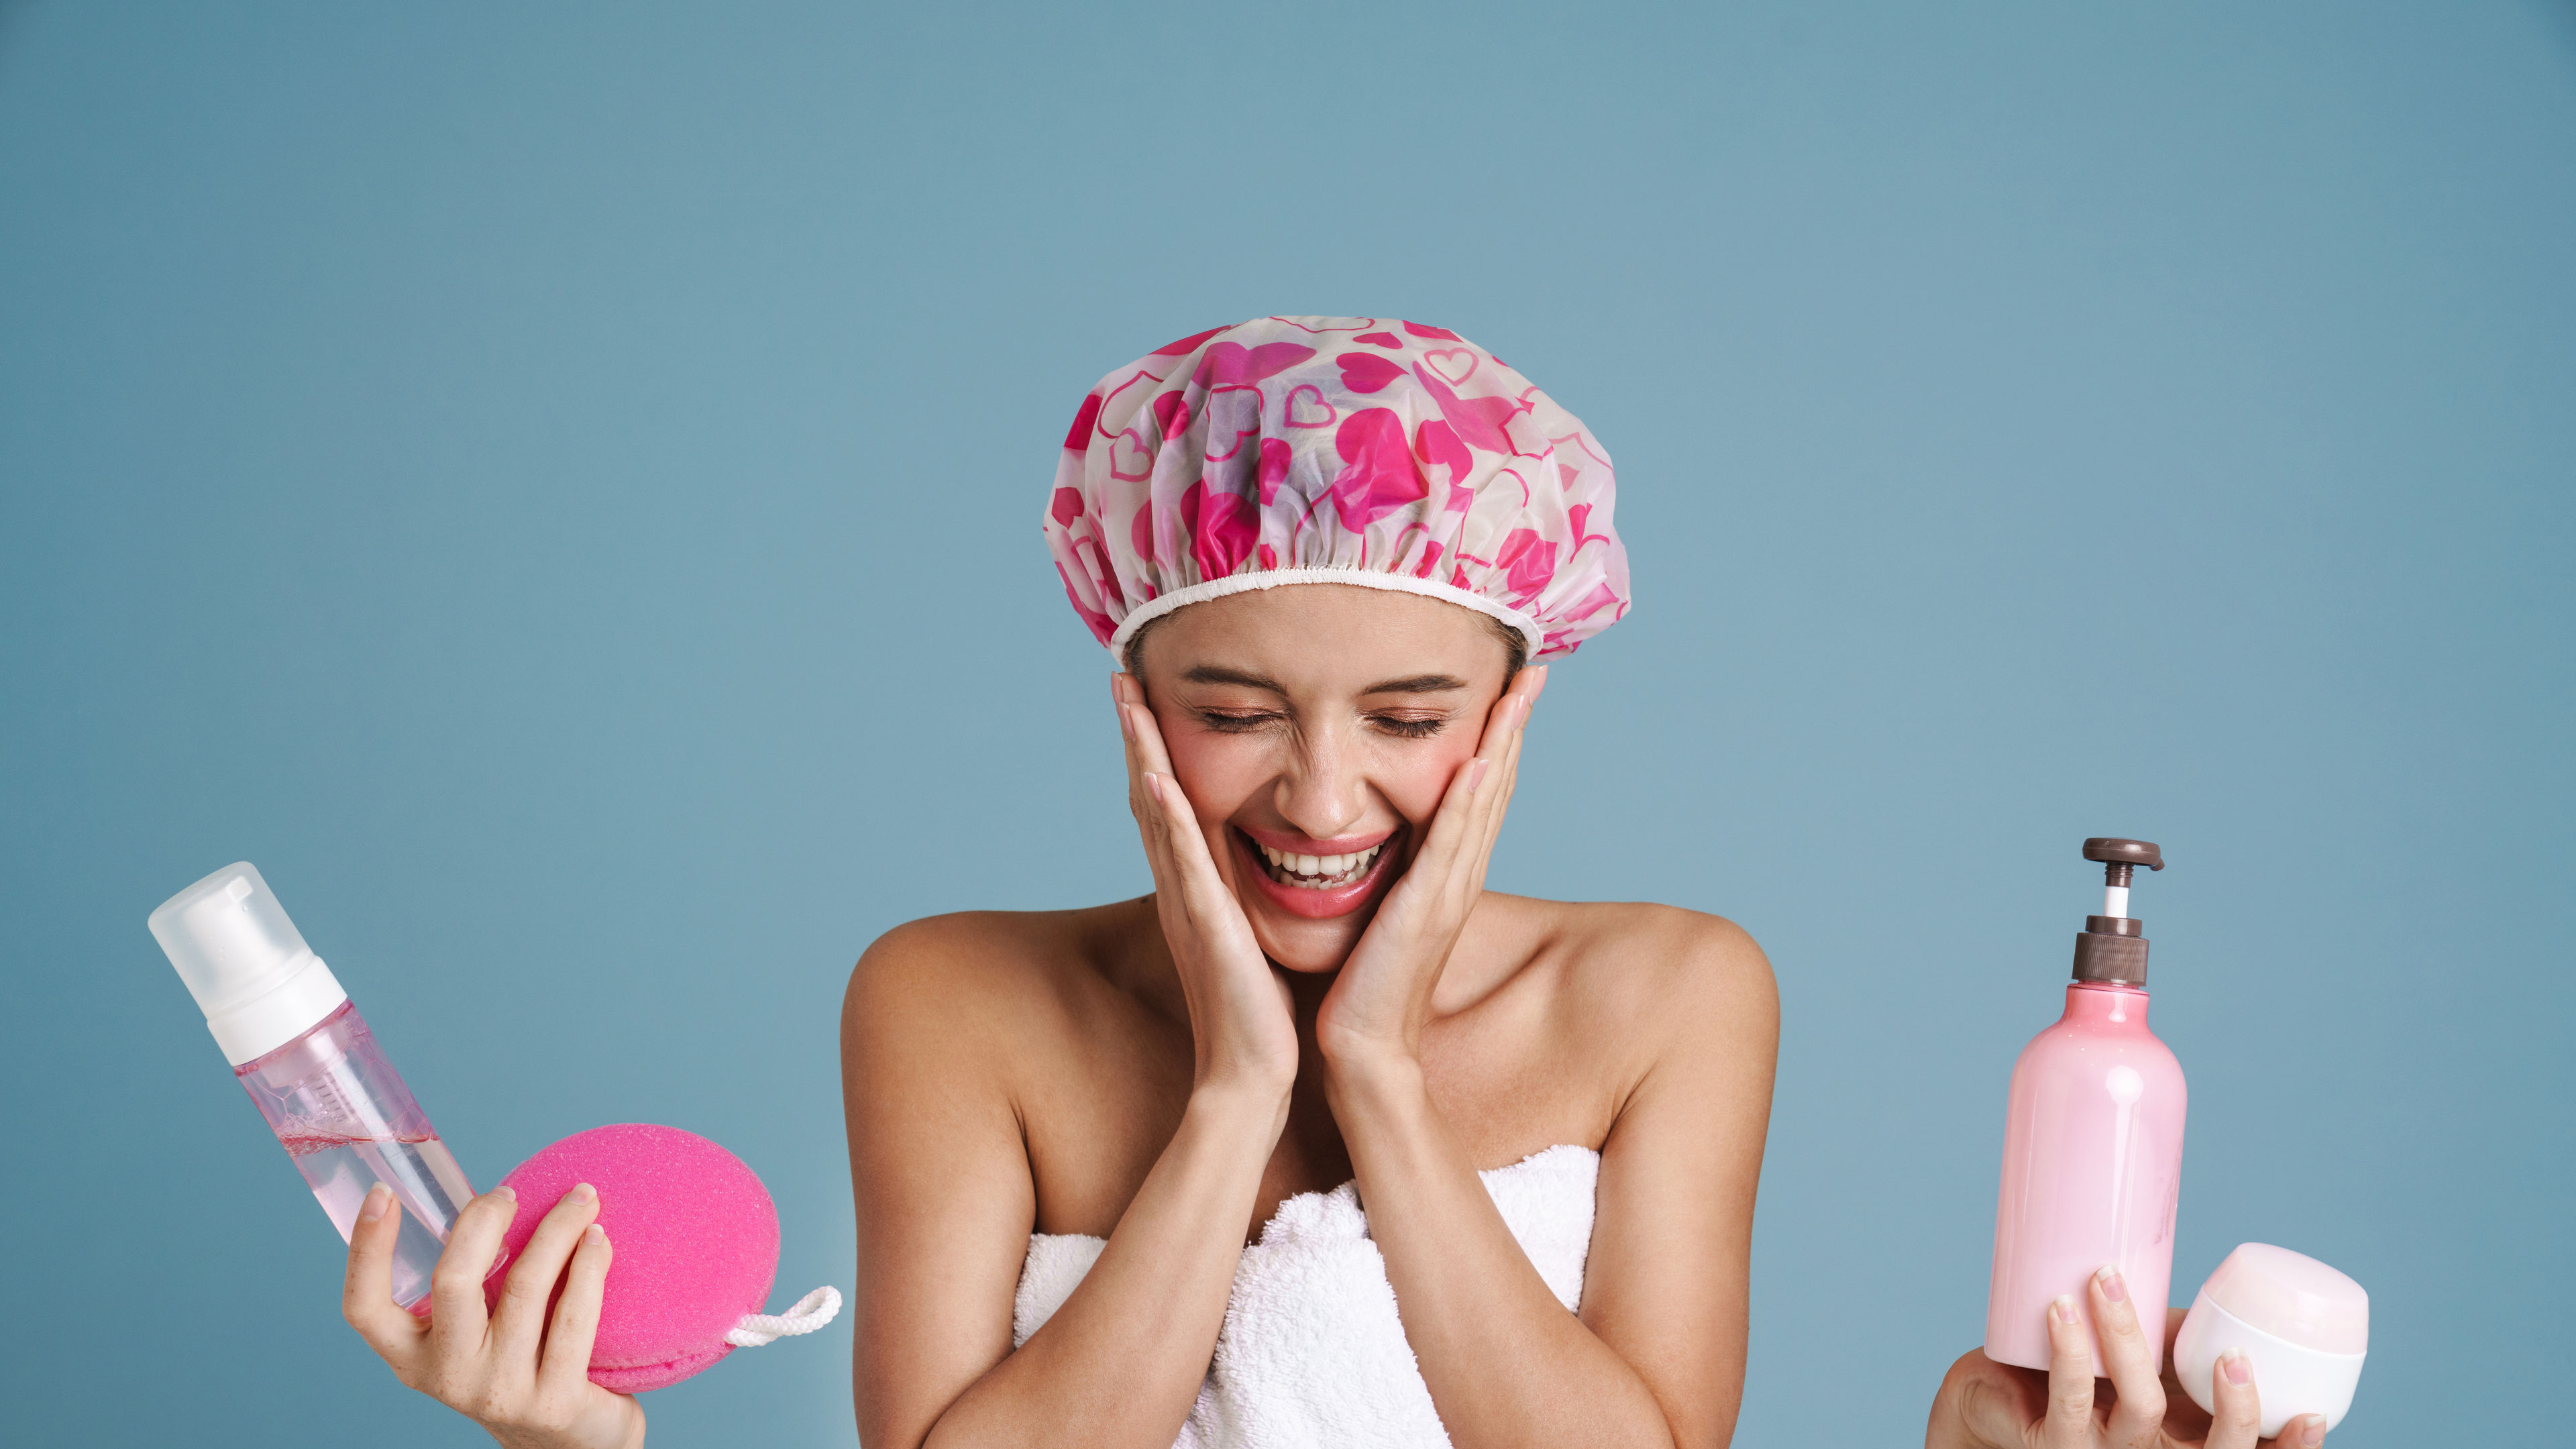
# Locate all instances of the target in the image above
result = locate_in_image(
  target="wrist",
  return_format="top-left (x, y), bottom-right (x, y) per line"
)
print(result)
top-left (1320, 1044), bottom-right (1426, 1104)
top-left (1187, 1073), bottom-right (1293, 1130)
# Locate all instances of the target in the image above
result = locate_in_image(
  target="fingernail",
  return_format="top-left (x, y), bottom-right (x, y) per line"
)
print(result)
top-left (2221, 1348), bottom-right (2251, 1385)
top-left (1118, 702), bottom-right (1136, 740)
top-left (1466, 757), bottom-right (1491, 790)
top-left (583, 1224), bottom-right (607, 1246)
top-left (358, 1183), bottom-right (392, 1222)
top-left (2096, 1265), bottom-right (2128, 1302)
top-left (2299, 1415), bottom-right (2325, 1446)
top-left (570, 1182), bottom-right (596, 1205)
top-left (493, 1184), bottom-right (517, 1203)
top-left (2052, 1294), bottom-right (2079, 1325)
top-left (1144, 771), bottom-right (1164, 802)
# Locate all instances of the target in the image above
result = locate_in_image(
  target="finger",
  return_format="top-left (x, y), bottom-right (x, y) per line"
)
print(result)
top-left (1118, 688), bottom-right (1191, 885)
top-left (1395, 750), bottom-right (1491, 902)
top-left (1120, 676), bottom-right (1181, 780)
top-left (491, 1182), bottom-right (602, 1364)
top-left (2271, 1414), bottom-right (2327, 1448)
top-left (341, 1183), bottom-right (427, 1368)
top-left (1436, 676), bottom-right (1532, 877)
top-left (1468, 668), bottom-right (1540, 759)
top-left (427, 1185), bottom-right (518, 1353)
top-left (1941, 1352), bottom-right (2050, 1449)
top-left (2089, 1266), bottom-right (2167, 1444)
top-left (537, 1221), bottom-right (615, 1395)
top-left (2201, 1347), bottom-right (2264, 1449)
top-left (1468, 686), bottom-right (1537, 873)
top-left (1144, 770), bottom-right (1249, 936)
top-left (2041, 1293), bottom-right (2098, 1449)
top-left (1112, 674), bottom-right (1163, 818)
top-left (1442, 682), bottom-right (1536, 902)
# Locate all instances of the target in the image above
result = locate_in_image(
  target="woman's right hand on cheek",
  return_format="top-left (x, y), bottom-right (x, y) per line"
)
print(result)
top-left (341, 1182), bottom-right (647, 1449)
top-left (1114, 672), bottom-right (1299, 1096)
top-left (1925, 1267), bottom-right (2326, 1449)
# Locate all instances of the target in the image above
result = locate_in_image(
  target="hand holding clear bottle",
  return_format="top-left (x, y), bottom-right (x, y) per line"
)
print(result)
top-left (150, 863), bottom-right (645, 1447)
top-left (342, 1178), bottom-right (645, 1449)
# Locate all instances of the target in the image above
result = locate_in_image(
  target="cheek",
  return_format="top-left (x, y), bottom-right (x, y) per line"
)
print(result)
top-left (1159, 723), bottom-right (1267, 820)
top-left (1378, 736), bottom-right (1478, 825)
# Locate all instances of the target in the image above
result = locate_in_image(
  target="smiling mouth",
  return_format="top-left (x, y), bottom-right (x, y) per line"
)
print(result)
top-left (1245, 834), bottom-right (1389, 890)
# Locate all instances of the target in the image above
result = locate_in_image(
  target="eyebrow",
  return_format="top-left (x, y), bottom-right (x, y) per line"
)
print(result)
top-left (1176, 665), bottom-right (1468, 697)
top-left (1358, 674), bottom-right (1468, 696)
top-left (1181, 664), bottom-right (1289, 692)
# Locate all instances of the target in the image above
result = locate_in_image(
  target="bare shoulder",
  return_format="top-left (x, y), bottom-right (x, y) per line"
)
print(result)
top-left (1510, 898), bottom-right (1779, 1079)
top-left (841, 903), bottom-right (1140, 1078)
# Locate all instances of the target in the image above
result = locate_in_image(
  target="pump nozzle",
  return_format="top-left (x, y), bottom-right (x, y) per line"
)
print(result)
top-left (2072, 838), bottom-right (2165, 985)
top-left (148, 861), bottom-right (349, 1065)
top-left (2083, 837), bottom-right (2165, 918)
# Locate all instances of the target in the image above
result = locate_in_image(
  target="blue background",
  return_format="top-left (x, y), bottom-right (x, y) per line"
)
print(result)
top-left (3, 3), bottom-right (2568, 1444)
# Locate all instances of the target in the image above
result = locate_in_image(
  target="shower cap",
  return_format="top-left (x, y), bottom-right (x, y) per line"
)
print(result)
top-left (1042, 316), bottom-right (1629, 662)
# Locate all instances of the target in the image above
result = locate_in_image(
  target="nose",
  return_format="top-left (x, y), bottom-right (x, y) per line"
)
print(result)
top-left (1270, 721), bottom-right (1369, 843)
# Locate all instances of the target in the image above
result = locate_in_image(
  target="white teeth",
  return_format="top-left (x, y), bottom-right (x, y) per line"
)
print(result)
top-left (1250, 839), bottom-right (1387, 888)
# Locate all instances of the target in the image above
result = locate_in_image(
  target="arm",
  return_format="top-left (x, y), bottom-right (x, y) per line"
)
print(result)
top-left (1326, 918), bottom-right (1776, 1449)
top-left (842, 926), bottom-right (1285, 1449)
top-left (1316, 666), bottom-right (1778, 1448)
top-left (847, 676), bottom-right (1306, 1449)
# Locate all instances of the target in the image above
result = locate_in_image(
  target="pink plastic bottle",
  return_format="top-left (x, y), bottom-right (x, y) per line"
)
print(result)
top-left (1985, 839), bottom-right (2188, 1375)
top-left (148, 862), bottom-right (475, 1309)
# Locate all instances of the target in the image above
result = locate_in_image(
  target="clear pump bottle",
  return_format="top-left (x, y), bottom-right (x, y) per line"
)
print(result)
top-left (148, 862), bottom-right (474, 1308)
top-left (1984, 839), bottom-right (2189, 1375)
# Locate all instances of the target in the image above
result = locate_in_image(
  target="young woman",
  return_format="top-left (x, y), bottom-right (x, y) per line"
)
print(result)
top-left (336, 317), bottom-right (2323, 1449)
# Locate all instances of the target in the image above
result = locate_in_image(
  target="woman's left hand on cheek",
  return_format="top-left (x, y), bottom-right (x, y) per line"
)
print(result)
top-left (1316, 665), bottom-right (1547, 1065)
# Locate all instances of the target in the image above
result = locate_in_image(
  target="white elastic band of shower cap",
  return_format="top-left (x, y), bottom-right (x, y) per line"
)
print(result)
top-left (1103, 566), bottom-right (1546, 661)
top-left (727, 1285), bottom-right (842, 1348)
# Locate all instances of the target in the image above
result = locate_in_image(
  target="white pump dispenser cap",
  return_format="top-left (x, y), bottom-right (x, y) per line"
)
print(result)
top-left (148, 862), bottom-right (348, 1066)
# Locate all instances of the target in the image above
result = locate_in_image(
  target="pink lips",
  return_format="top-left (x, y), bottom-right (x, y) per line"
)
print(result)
top-left (1231, 825), bottom-right (1400, 920)
top-left (1235, 823), bottom-right (1396, 857)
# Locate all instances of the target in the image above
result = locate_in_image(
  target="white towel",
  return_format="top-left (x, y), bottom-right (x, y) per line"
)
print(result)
top-left (1012, 1144), bottom-right (1600, 1449)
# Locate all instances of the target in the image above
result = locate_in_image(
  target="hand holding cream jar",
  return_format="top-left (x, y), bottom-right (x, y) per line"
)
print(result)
top-left (2172, 1242), bottom-right (2369, 1437)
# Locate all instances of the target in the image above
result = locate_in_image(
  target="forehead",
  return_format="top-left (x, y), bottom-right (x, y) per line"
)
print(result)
top-left (1140, 584), bottom-right (1509, 686)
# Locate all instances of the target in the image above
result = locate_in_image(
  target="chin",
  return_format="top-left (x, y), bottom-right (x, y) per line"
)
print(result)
top-left (1254, 923), bottom-right (1363, 974)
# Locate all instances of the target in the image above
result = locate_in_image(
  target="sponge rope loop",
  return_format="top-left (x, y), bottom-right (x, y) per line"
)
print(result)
top-left (726, 1285), bottom-right (843, 1348)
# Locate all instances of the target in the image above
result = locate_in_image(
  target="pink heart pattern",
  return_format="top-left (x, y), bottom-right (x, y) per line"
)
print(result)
top-left (1283, 384), bottom-right (1337, 429)
top-left (1420, 347), bottom-right (1479, 386)
top-left (1042, 315), bottom-right (1628, 659)
top-left (1336, 352), bottom-right (1407, 394)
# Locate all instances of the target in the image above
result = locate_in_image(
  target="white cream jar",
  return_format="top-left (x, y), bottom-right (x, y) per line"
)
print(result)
top-left (2172, 1242), bottom-right (2369, 1438)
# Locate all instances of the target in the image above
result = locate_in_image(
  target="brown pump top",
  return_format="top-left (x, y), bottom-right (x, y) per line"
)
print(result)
top-left (2073, 837), bottom-right (2165, 985)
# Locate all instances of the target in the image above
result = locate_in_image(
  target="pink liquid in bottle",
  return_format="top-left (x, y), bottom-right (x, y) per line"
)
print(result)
top-left (1984, 839), bottom-right (2188, 1375)
top-left (235, 1000), bottom-right (475, 1309)
top-left (150, 863), bottom-right (474, 1310)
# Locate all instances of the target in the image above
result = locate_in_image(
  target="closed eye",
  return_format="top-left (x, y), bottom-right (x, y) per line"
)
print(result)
top-left (1193, 710), bottom-right (1446, 739)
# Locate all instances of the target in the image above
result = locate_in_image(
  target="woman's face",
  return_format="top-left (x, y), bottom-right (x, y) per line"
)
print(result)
top-left (1132, 584), bottom-right (1517, 973)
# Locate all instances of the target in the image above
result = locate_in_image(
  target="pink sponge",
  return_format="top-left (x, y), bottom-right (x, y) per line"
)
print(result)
top-left (484, 1124), bottom-right (786, 1393)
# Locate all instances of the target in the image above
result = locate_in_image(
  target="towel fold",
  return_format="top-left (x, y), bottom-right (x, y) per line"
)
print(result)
top-left (1012, 1144), bottom-right (1599, 1449)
